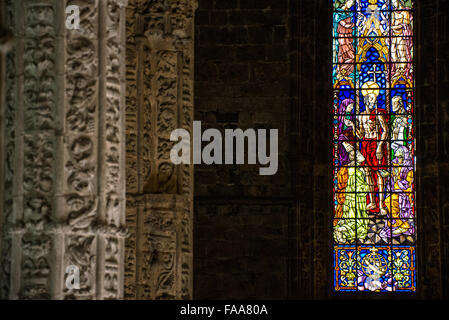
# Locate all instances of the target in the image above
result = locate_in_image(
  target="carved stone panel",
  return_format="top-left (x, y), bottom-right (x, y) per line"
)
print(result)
top-left (0, 0), bottom-right (195, 300)
top-left (0, 0), bottom-right (127, 300)
top-left (125, 0), bottom-right (196, 300)
top-left (126, 194), bottom-right (192, 299)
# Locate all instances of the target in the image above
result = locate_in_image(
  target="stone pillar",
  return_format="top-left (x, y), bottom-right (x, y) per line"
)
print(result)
top-left (0, 0), bottom-right (127, 299)
top-left (125, 0), bottom-right (196, 300)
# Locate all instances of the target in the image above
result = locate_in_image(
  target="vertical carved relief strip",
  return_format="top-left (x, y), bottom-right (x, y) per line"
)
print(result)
top-left (124, 0), bottom-right (138, 298)
top-left (0, 0), bottom-right (127, 300)
top-left (125, 0), bottom-right (138, 195)
top-left (124, 197), bottom-right (137, 299)
top-left (64, 0), bottom-right (99, 300)
top-left (139, 42), bottom-right (154, 194)
top-left (179, 30), bottom-right (195, 301)
top-left (125, 0), bottom-right (196, 300)
top-left (98, 0), bottom-right (127, 300)
top-left (19, 0), bottom-right (56, 299)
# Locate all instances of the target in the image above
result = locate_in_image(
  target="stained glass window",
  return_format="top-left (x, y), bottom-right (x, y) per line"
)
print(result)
top-left (332, 0), bottom-right (416, 292)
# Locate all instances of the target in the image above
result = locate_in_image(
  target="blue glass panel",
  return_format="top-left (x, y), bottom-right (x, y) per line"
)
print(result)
top-left (357, 246), bottom-right (394, 292)
top-left (358, 62), bottom-right (388, 88)
top-left (392, 246), bottom-right (416, 291)
top-left (357, 0), bottom-right (389, 12)
top-left (358, 38), bottom-right (389, 62)
top-left (357, 10), bottom-right (390, 37)
top-left (335, 246), bottom-right (358, 291)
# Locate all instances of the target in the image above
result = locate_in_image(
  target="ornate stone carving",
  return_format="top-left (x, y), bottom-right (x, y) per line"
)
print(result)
top-left (20, 234), bottom-right (52, 299)
top-left (124, 205), bottom-right (137, 299)
top-left (63, 235), bottom-right (96, 299)
top-left (0, 0), bottom-right (127, 300)
top-left (126, 194), bottom-right (191, 299)
top-left (125, 0), bottom-right (196, 299)
top-left (0, 0), bottom-right (193, 300)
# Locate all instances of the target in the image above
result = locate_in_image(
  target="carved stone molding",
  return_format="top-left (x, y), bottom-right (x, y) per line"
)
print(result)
top-left (125, 0), bottom-right (196, 300)
top-left (0, 0), bottom-right (127, 299)
top-left (125, 194), bottom-right (192, 299)
top-left (0, 0), bottom-right (195, 300)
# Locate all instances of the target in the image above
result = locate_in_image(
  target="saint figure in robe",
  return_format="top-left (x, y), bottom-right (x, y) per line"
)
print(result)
top-left (334, 131), bottom-right (370, 244)
top-left (380, 146), bottom-right (415, 239)
top-left (389, 0), bottom-right (414, 81)
top-left (334, 0), bottom-right (356, 79)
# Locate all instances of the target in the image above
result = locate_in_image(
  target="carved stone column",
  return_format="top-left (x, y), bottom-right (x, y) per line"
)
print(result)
top-left (125, 0), bottom-right (196, 299)
top-left (0, 0), bottom-right (127, 299)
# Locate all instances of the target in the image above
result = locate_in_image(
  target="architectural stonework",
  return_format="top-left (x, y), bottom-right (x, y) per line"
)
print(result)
top-left (0, 0), bottom-right (128, 299)
top-left (124, 0), bottom-right (196, 300)
top-left (125, 194), bottom-right (192, 299)
top-left (0, 0), bottom-right (196, 300)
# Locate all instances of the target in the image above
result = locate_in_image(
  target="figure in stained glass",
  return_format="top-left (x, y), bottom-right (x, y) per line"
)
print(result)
top-left (391, 96), bottom-right (410, 154)
top-left (358, 83), bottom-right (389, 215)
top-left (334, 0), bottom-right (356, 80)
top-left (380, 146), bottom-right (415, 239)
top-left (334, 149), bottom-right (370, 244)
top-left (390, 0), bottom-right (413, 79)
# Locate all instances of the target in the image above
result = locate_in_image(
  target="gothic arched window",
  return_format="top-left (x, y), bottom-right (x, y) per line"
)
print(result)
top-left (332, 0), bottom-right (416, 292)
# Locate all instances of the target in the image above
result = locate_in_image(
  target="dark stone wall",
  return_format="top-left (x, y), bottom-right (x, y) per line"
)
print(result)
top-left (194, 0), bottom-right (449, 299)
top-left (416, 0), bottom-right (449, 299)
top-left (194, 0), bottom-right (293, 299)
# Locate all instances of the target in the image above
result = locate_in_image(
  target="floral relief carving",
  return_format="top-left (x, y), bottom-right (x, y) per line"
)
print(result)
top-left (0, 0), bottom-right (127, 299)
top-left (63, 235), bottom-right (96, 299)
top-left (125, 0), bottom-right (195, 300)
top-left (1, 0), bottom-right (193, 300)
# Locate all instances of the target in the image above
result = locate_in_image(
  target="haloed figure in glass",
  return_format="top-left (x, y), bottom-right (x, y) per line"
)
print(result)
top-left (359, 84), bottom-right (389, 216)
